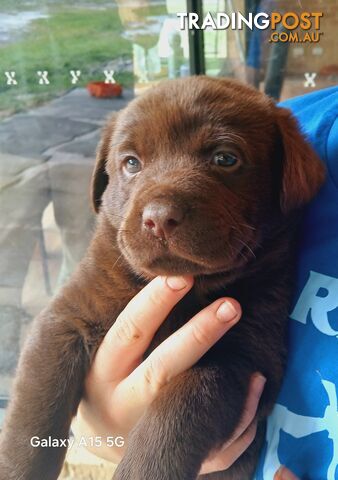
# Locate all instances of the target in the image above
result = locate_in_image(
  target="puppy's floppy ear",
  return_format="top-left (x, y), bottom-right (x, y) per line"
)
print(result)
top-left (276, 107), bottom-right (325, 214)
top-left (91, 114), bottom-right (117, 213)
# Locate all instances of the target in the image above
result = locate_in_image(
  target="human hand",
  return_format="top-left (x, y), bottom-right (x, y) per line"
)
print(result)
top-left (274, 466), bottom-right (300, 480)
top-left (73, 275), bottom-right (266, 472)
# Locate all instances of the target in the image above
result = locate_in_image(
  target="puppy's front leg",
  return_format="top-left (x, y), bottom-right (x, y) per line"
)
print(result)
top-left (113, 364), bottom-right (261, 480)
top-left (0, 307), bottom-right (97, 480)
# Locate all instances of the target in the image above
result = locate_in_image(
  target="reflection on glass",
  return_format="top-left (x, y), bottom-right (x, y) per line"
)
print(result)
top-left (202, 0), bottom-right (338, 101)
top-left (0, 1), bottom-right (190, 476)
top-left (0, 1), bottom-right (191, 377)
top-left (0, 9), bottom-right (193, 479)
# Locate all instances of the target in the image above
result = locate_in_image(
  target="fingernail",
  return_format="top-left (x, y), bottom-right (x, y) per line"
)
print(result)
top-left (216, 300), bottom-right (239, 322)
top-left (166, 276), bottom-right (187, 291)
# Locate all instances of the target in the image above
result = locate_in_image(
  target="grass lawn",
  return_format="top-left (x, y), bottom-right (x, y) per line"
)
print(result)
top-left (0, 4), bottom-right (134, 116)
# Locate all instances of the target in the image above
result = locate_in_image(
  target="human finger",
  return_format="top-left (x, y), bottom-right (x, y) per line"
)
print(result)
top-left (199, 420), bottom-right (258, 474)
top-left (90, 275), bottom-right (193, 384)
top-left (117, 297), bottom-right (241, 402)
top-left (274, 466), bottom-right (300, 480)
top-left (199, 373), bottom-right (266, 474)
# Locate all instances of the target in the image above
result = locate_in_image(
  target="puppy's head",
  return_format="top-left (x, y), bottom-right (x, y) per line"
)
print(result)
top-left (92, 77), bottom-right (325, 279)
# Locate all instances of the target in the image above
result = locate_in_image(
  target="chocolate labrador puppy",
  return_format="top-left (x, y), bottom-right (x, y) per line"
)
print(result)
top-left (0, 77), bottom-right (325, 480)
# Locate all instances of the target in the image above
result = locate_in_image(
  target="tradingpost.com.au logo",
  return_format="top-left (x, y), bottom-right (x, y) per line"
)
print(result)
top-left (177, 12), bottom-right (324, 43)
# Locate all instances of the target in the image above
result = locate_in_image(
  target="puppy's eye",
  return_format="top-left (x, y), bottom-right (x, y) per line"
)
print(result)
top-left (123, 157), bottom-right (142, 174)
top-left (212, 152), bottom-right (239, 168)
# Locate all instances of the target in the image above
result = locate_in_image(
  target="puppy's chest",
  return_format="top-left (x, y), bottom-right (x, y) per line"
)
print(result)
top-left (143, 274), bottom-right (289, 361)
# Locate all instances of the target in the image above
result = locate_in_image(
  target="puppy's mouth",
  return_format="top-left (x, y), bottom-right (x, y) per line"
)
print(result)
top-left (118, 229), bottom-right (251, 278)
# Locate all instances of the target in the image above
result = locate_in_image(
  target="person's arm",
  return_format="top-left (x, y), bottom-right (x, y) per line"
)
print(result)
top-left (74, 275), bottom-right (299, 478)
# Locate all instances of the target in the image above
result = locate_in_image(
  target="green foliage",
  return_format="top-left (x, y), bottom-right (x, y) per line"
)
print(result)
top-left (0, 6), bottom-right (133, 114)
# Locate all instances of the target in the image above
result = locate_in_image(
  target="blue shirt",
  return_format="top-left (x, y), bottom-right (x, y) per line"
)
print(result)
top-left (255, 86), bottom-right (338, 480)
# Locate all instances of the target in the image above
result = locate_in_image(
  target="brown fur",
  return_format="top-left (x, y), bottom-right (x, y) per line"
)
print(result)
top-left (0, 77), bottom-right (325, 480)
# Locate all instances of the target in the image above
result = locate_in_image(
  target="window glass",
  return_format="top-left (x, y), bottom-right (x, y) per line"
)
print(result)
top-left (0, 1), bottom-right (188, 476)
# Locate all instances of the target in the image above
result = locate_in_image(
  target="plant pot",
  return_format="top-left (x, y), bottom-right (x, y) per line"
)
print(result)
top-left (87, 81), bottom-right (123, 98)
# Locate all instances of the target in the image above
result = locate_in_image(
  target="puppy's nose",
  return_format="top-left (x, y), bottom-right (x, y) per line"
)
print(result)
top-left (142, 202), bottom-right (184, 240)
